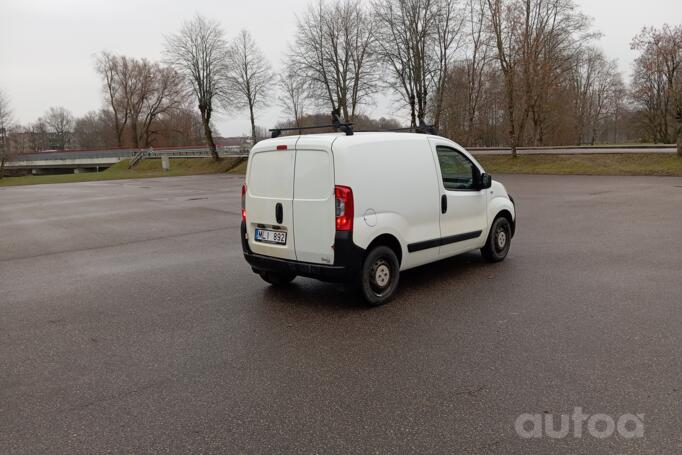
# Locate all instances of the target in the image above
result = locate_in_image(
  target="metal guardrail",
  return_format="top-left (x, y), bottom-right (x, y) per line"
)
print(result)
top-left (9, 143), bottom-right (676, 167)
top-left (468, 144), bottom-right (677, 151)
top-left (15, 150), bottom-right (137, 161)
top-left (13, 146), bottom-right (247, 163)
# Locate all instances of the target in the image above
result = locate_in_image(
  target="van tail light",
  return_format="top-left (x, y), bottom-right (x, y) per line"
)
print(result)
top-left (335, 185), bottom-right (354, 231)
top-left (241, 184), bottom-right (247, 221)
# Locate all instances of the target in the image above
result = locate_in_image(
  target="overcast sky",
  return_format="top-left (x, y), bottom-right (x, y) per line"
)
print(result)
top-left (1, 0), bottom-right (681, 137)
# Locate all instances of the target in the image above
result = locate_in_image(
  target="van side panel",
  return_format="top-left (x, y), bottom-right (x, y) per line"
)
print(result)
top-left (332, 134), bottom-right (441, 271)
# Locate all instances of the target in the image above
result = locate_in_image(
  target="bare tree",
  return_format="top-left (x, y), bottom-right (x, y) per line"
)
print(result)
top-left (7, 125), bottom-right (31, 155)
top-left (432, 0), bottom-right (466, 129)
top-left (96, 52), bottom-right (190, 148)
top-left (73, 110), bottom-right (118, 148)
top-left (95, 52), bottom-right (128, 147)
top-left (569, 47), bottom-right (622, 144)
top-left (589, 55), bottom-right (621, 145)
top-left (27, 120), bottom-right (49, 152)
top-left (278, 67), bottom-right (308, 128)
top-left (462, 0), bottom-right (492, 142)
top-left (164, 14), bottom-right (231, 160)
top-left (374, 0), bottom-right (464, 128)
top-left (631, 25), bottom-right (682, 154)
top-left (117, 57), bottom-right (155, 148)
top-left (226, 30), bottom-right (275, 145)
top-left (140, 65), bottom-right (187, 147)
top-left (677, 71), bottom-right (682, 156)
top-left (374, 0), bottom-right (428, 127)
top-left (521, 0), bottom-right (592, 146)
top-left (0, 90), bottom-right (14, 178)
top-left (485, 0), bottom-right (524, 156)
top-left (151, 105), bottom-right (205, 146)
top-left (485, 0), bottom-right (592, 155)
top-left (43, 106), bottom-right (74, 150)
top-left (290, 0), bottom-right (378, 122)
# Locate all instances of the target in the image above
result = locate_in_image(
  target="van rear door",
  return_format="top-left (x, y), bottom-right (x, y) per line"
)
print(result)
top-left (293, 136), bottom-right (335, 264)
top-left (245, 137), bottom-right (298, 260)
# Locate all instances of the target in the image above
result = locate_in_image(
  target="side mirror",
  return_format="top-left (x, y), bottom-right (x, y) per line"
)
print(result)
top-left (480, 173), bottom-right (492, 189)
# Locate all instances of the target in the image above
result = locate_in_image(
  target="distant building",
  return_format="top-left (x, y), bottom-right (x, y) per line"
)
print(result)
top-left (213, 136), bottom-right (252, 153)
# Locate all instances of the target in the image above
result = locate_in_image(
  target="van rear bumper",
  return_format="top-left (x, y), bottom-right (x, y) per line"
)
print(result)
top-left (244, 251), bottom-right (349, 281)
top-left (241, 221), bottom-right (363, 282)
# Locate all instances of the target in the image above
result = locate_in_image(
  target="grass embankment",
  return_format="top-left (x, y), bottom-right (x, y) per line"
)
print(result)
top-left (0, 157), bottom-right (245, 187)
top-left (2, 153), bottom-right (681, 187)
top-left (475, 153), bottom-right (682, 177)
top-left (221, 153), bottom-right (682, 177)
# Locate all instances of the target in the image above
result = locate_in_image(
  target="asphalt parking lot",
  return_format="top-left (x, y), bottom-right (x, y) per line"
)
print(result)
top-left (1, 173), bottom-right (681, 454)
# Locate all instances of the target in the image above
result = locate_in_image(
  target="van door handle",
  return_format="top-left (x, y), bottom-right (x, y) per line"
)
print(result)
top-left (441, 194), bottom-right (447, 214)
top-left (275, 203), bottom-right (283, 224)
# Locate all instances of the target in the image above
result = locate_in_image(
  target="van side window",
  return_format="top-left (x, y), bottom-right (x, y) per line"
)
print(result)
top-left (436, 146), bottom-right (477, 190)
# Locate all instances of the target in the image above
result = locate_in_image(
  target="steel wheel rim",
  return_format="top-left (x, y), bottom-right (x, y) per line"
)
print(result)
top-left (370, 258), bottom-right (392, 294)
top-left (494, 224), bottom-right (509, 253)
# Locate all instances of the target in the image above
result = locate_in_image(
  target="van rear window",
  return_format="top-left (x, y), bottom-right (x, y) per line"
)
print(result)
top-left (294, 150), bottom-right (332, 200)
top-left (248, 150), bottom-right (294, 199)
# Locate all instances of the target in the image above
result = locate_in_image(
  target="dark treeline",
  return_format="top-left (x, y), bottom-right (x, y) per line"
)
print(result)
top-left (2, 0), bottom-right (681, 160)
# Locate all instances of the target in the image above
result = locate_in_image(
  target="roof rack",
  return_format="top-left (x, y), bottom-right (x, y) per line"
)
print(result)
top-left (356, 120), bottom-right (438, 135)
top-left (269, 113), bottom-right (438, 138)
top-left (270, 109), bottom-right (353, 138)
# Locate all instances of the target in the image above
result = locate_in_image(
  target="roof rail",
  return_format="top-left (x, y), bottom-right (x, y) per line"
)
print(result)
top-left (355, 120), bottom-right (439, 135)
top-left (270, 109), bottom-right (354, 138)
top-left (416, 120), bottom-right (439, 135)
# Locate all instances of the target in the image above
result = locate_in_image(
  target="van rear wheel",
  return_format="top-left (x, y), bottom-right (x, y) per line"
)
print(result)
top-left (259, 271), bottom-right (296, 286)
top-left (359, 246), bottom-right (400, 306)
top-left (481, 216), bottom-right (512, 262)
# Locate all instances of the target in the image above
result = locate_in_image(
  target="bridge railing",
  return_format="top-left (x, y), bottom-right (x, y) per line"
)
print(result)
top-left (13, 146), bottom-right (248, 163)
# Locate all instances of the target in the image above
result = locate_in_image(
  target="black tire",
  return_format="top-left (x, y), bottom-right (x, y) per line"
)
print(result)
top-left (481, 216), bottom-right (512, 262)
top-left (259, 271), bottom-right (296, 286)
top-left (359, 246), bottom-right (400, 306)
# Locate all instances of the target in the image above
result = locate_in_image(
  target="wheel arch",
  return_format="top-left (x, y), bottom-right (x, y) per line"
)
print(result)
top-left (365, 233), bottom-right (403, 266)
top-left (492, 209), bottom-right (515, 237)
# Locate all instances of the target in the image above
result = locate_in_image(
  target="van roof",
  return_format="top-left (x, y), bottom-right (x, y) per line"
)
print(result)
top-left (253, 131), bottom-right (453, 152)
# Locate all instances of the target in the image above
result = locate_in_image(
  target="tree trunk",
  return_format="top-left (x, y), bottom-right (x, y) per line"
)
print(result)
top-left (409, 95), bottom-right (417, 128)
top-left (510, 137), bottom-right (518, 158)
top-left (677, 129), bottom-right (682, 157)
top-left (200, 107), bottom-right (218, 161)
top-left (249, 103), bottom-right (256, 146)
top-left (114, 113), bottom-right (126, 147)
top-left (341, 103), bottom-right (350, 124)
top-left (433, 81), bottom-right (445, 131)
top-left (131, 120), bottom-right (140, 148)
top-left (504, 76), bottom-right (518, 158)
top-left (0, 156), bottom-right (5, 179)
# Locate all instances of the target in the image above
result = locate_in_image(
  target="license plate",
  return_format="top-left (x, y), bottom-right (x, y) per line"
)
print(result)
top-left (254, 228), bottom-right (287, 245)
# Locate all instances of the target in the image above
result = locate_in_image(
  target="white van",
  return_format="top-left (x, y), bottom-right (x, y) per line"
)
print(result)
top-left (241, 132), bottom-right (516, 305)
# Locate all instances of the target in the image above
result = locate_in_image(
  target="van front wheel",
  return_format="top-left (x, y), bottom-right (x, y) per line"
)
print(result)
top-left (259, 271), bottom-right (296, 286)
top-left (481, 216), bottom-right (512, 262)
top-left (359, 246), bottom-right (400, 305)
